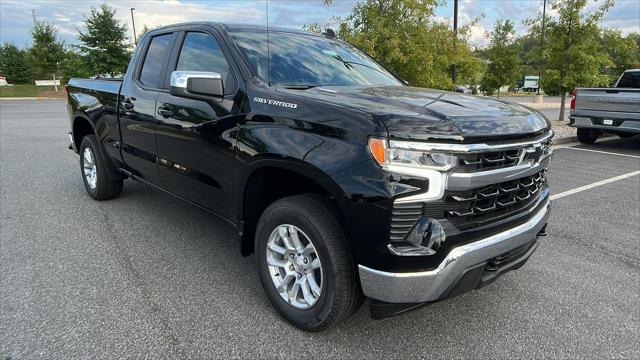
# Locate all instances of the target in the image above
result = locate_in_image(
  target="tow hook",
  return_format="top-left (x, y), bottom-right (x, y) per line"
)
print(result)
top-left (537, 224), bottom-right (548, 237)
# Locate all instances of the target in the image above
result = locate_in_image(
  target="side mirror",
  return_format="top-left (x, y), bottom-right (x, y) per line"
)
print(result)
top-left (170, 71), bottom-right (224, 100)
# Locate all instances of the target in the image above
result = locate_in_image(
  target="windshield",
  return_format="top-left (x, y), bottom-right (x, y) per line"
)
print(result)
top-left (229, 30), bottom-right (403, 87)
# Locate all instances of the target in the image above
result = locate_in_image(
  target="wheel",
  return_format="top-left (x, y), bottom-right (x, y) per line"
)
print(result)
top-left (577, 128), bottom-right (599, 144)
top-left (79, 135), bottom-right (123, 200)
top-left (255, 194), bottom-right (361, 331)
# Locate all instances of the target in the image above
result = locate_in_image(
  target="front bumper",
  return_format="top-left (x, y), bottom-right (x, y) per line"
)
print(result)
top-left (358, 198), bottom-right (550, 303)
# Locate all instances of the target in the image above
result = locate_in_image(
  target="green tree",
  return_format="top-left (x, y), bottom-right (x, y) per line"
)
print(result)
top-left (526, 0), bottom-right (613, 121)
top-left (329, 0), bottom-right (481, 90)
top-left (600, 30), bottom-right (640, 84)
top-left (29, 21), bottom-right (64, 80)
top-left (136, 24), bottom-right (152, 44)
top-left (78, 4), bottom-right (131, 77)
top-left (58, 47), bottom-right (93, 84)
top-left (0, 43), bottom-right (33, 84)
top-left (480, 20), bottom-right (521, 98)
top-left (515, 34), bottom-right (541, 82)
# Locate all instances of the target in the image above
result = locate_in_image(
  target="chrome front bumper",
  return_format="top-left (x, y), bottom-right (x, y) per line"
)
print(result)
top-left (358, 199), bottom-right (551, 303)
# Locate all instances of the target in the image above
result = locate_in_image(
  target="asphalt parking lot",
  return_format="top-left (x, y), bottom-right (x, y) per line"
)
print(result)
top-left (1, 99), bottom-right (639, 358)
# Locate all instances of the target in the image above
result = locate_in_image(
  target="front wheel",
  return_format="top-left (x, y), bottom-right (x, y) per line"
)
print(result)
top-left (255, 194), bottom-right (361, 331)
top-left (79, 135), bottom-right (123, 200)
top-left (577, 128), bottom-right (599, 144)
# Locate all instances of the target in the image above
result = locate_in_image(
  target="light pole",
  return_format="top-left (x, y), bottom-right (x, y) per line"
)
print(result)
top-left (131, 8), bottom-right (137, 46)
top-left (537, 0), bottom-right (547, 95)
top-left (451, 0), bottom-right (458, 85)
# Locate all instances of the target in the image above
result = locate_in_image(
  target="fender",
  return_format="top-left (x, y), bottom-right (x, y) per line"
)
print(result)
top-left (70, 110), bottom-right (126, 181)
top-left (236, 156), bottom-right (348, 219)
top-left (235, 155), bottom-right (351, 256)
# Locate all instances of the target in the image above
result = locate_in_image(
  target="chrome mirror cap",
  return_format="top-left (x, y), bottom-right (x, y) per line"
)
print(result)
top-left (170, 71), bottom-right (222, 89)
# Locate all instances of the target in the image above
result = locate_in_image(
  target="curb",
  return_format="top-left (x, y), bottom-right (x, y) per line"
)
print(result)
top-left (553, 133), bottom-right (616, 145)
top-left (0, 97), bottom-right (65, 100)
top-left (553, 136), bottom-right (577, 145)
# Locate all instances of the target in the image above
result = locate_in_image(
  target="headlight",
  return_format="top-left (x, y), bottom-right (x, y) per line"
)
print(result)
top-left (368, 138), bottom-right (453, 202)
top-left (368, 138), bottom-right (457, 172)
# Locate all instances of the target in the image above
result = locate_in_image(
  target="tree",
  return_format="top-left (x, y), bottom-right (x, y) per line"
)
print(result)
top-left (29, 21), bottom-right (64, 80)
top-left (78, 4), bottom-right (131, 77)
top-left (480, 20), bottom-right (521, 98)
top-left (328, 0), bottom-right (481, 90)
top-left (526, 0), bottom-right (613, 121)
top-left (136, 24), bottom-right (152, 44)
top-left (0, 43), bottom-right (33, 84)
top-left (58, 47), bottom-right (93, 84)
top-left (600, 30), bottom-right (640, 84)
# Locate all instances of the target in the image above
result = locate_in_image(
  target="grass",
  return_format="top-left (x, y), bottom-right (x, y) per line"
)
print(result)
top-left (0, 85), bottom-right (65, 98)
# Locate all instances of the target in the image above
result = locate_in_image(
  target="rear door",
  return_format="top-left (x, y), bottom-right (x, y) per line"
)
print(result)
top-left (119, 31), bottom-right (177, 185)
top-left (154, 29), bottom-right (243, 219)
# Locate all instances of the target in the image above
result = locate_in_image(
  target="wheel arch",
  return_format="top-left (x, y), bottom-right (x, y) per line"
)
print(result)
top-left (237, 157), bottom-right (349, 256)
top-left (72, 112), bottom-right (96, 152)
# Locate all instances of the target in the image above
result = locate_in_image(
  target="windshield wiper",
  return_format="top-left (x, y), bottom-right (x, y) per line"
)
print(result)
top-left (331, 55), bottom-right (394, 78)
top-left (276, 84), bottom-right (319, 90)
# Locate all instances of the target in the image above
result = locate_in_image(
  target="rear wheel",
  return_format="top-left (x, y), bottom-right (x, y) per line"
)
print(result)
top-left (577, 128), bottom-right (599, 144)
top-left (79, 135), bottom-right (123, 200)
top-left (255, 194), bottom-right (361, 331)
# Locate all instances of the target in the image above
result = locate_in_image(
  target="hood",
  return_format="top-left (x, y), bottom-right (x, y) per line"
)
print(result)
top-left (280, 85), bottom-right (550, 141)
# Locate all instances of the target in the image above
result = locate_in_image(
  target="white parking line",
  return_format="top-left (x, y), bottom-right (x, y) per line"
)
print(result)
top-left (550, 170), bottom-right (640, 201)
top-left (560, 146), bottom-right (640, 159)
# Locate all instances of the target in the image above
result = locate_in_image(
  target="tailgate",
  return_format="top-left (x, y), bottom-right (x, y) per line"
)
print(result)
top-left (574, 88), bottom-right (640, 114)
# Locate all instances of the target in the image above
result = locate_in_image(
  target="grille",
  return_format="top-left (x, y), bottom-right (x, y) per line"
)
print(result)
top-left (457, 149), bottom-right (521, 171)
top-left (390, 202), bottom-right (442, 242)
top-left (389, 172), bottom-right (548, 239)
top-left (444, 170), bottom-right (547, 229)
top-left (456, 138), bottom-right (552, 173)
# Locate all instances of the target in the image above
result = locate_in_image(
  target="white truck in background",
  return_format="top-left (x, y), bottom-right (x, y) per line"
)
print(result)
top-left (570, 69), bottom-right (640, 143)
top-left (522, 76), bottom-right (539, 93)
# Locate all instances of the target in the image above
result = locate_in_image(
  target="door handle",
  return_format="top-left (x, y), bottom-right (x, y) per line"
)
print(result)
top-left (158, 109), bottom-right (174, 118)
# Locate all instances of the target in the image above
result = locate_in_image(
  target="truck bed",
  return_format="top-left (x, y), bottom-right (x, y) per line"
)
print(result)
top-left (573, 87), bottom-right (640, 120)
top-left (67, 78), bottom-right (123, 96)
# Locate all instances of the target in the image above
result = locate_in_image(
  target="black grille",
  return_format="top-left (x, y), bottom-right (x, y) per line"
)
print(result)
top-left (457, 149), bottom-right (521, 172)
top-left (390, 203), bottom-right (423, 241)
top-left (444, 170), bottom-right (547, 230)
top-left (390, 202), bottom-right (443, 242)
top-left (389, 172), bottom-right (548, 238)
top-left (456, 139), bottom-right (552, 173)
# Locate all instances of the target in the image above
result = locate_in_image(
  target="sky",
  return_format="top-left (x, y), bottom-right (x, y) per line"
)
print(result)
top-left (1, 0), bottom-right (639, 49)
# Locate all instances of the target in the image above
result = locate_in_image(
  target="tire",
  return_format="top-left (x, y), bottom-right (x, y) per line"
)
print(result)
top-left (79, 135), bottom-right (123, 200)
top-left (255, 194), bottom-right (362, 331)
top-left (577, 128), bottom-right (599, 144)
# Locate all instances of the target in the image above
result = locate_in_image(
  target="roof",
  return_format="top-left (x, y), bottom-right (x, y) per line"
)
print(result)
top-left (149, 21), bottom-right (322, 37)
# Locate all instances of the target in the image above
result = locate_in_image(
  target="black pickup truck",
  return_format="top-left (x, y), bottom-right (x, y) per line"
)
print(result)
top-left (67, 22), bottom-right (553, 331)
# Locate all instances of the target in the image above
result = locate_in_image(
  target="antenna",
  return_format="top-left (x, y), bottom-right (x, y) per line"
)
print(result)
top-left (32, 9), bottom-right (37, 25)
top-left (266, 0), bottom-right (271, 86)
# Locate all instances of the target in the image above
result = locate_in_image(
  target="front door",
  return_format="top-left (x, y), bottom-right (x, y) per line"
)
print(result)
top-left (155, 30), bottom-right (242, 219)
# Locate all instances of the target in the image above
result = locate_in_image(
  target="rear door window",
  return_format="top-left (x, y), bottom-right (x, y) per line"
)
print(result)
top-left (139, 33), bottom-right (173, 88)
top-left (616, 71), bottom-right (640, 88)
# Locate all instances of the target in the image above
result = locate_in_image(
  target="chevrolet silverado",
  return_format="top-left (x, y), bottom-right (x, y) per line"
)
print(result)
top-left (67, 22), bottom-right (553, 331)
